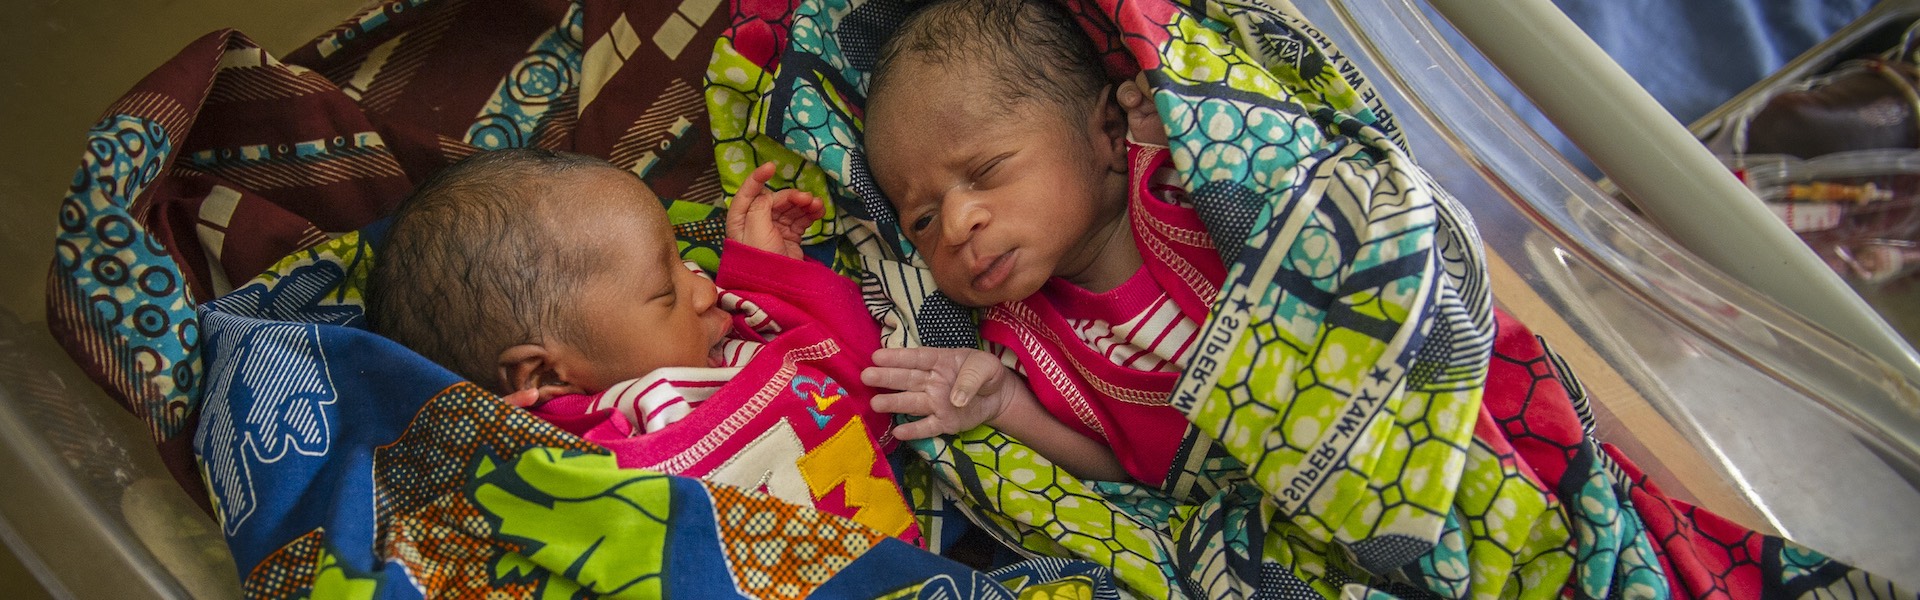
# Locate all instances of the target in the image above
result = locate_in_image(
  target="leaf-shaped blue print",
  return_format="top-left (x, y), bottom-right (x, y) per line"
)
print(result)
top-left (210, 261), bottom-right (363, 327)
top-left (197, 310), bottom-right (338, 536)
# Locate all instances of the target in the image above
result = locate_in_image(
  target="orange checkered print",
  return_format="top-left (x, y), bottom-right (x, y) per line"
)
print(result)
top-left (243, 530), bottom-right (327, 598)
top-left (708, 482), bottom-right (887, 599)
top-left (373, 382), bottom-right (602, 536)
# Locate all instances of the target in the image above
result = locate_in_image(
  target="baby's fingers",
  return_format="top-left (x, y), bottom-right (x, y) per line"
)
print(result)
top-left (768, 190), bottom-right (823, 230)
top-left (788, 191), bottom-right (825, 220)
top-left (1119, 73), bottom-right (1168, 147)
top-left (948, 349), bottom-right (1006, 407)
top-left (872, 347), bottom-right (953, 371)
top-left (736, 162), bottom-right (777, 203)
top-left (891, 417), bottom-right (949, 441)
top-left (947, 362), bottom-right (988, 408)
top-left (862, 365), bottom-right (931, 392)
top-left (870, 391), bottom-right (933, 416)
top-left (1117, 75), bottom-right (1146, 110)
top-left (726, 163), bottom-right (779, 226)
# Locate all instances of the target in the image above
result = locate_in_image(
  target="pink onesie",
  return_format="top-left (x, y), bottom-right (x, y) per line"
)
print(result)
top-left (981, 144), bottom-right (1226, 487)
top-left (531, 241), bottom-right (920, 544)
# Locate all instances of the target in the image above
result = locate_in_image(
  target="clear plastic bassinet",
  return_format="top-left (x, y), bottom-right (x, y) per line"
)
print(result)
top-left (1, 0), bottom-right (1916, 596)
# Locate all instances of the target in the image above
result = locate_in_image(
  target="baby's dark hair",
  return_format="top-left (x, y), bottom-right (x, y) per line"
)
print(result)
top-left (870, 0), bottom-right (1108, 124)
top-left (367, 148), bottom-right (621, 393)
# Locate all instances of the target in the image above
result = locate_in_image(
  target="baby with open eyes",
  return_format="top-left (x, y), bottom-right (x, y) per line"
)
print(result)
top-left (860, 0), bottom-right (1224, 487)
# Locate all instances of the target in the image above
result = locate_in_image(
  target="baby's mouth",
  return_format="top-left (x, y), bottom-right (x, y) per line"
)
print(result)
top-left (971, 250), bottom-right (1017, 292)
top-left (705, 310), bottom-right (732, 367)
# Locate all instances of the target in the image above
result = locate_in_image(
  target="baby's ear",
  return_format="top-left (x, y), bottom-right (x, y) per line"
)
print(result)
top-left (1091, 84), bottom-right (1130, 171)
top-left (497, 344), bottom-right (582, 403)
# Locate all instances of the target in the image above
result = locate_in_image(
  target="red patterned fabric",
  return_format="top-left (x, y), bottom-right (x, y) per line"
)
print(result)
top-left (1482, 308), bottom-right (1896, 598)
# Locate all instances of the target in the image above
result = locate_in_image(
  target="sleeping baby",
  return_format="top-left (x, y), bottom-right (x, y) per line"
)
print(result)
top-left (860, 0), bottom-right (1221, 487)
top-left (368, 148), bottom-right (917, 542)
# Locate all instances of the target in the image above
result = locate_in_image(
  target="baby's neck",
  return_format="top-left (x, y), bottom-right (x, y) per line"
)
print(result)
top-left (1060, 207), bottom-right (1142, 294)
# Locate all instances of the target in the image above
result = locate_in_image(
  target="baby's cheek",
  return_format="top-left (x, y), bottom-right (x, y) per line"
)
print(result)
top-left (912, 256), bottom-right (951, 282)
top-left (927, 267), bottom-right (973, 297)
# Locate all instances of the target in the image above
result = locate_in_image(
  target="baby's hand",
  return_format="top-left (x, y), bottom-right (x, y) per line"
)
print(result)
top-left (726, 161), bottom-right (824, 260)
top-left (861, 347), bottom-right (1030, 440)
top-left (1117, 72), bottom-right (1167, 147)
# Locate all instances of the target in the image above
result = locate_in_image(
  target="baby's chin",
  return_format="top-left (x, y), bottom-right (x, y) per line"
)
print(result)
top-left (944, 276), bottom-right (1046, 308)
top-left (950, 292), bottom-right (1011, 308)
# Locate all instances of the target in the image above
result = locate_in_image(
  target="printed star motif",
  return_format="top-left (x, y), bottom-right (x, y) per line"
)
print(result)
top-left (1370, 367), bottom-right (1392, 384)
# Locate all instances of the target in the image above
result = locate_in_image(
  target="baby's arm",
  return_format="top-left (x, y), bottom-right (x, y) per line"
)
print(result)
top-left (718, 162), bottom-right (884, 353)
top-left (862, 347), bottom-right (1130, 482)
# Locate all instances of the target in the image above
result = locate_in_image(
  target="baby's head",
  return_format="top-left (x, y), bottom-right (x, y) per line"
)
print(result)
top-left (369, 149), bottom-right (731, 400)
top-left (865, 0), bottom-right (1133, 307)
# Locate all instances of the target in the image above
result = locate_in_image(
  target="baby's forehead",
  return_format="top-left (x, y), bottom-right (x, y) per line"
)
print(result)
top-left (875, 67), bottom-right (1048, 126)
top-left (517, 174), bottom-right (670, 262)
top-left (542, 183), bottom-right (681, 272)
top-left (534, 168), bottom-right (665, 217)
top-left (554, 165), bottom-right (657, 198)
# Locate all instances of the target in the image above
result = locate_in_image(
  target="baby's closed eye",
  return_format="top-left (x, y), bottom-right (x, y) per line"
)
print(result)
top-left (968, 154), bottom-right (1009, 183)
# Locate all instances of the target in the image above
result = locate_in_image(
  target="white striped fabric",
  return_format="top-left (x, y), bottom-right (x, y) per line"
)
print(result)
top-left (988, 294), bottom-right (1202, 376)
top-left (1067, 295), bottom-right (1199, 374)
top-left (589, 367), bottom-right (741, 435)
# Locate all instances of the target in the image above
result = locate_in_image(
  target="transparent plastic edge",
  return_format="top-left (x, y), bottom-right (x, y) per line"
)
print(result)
top-left (1320, 0), bottom-right (1920, 473)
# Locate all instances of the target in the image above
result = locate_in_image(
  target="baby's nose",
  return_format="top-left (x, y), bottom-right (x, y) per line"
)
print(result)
top-left (680, 262), bottom-right (721, 311)
top-left (941, 205), bottom-right (986, 245)
top-left (692, 280), bottom-right (720, 312)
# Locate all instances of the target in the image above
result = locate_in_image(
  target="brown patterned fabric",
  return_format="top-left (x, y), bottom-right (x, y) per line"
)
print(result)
top-left (46, 0), bottom-right (731, 507)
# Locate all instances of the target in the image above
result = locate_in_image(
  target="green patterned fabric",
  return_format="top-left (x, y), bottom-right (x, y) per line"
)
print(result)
top-left (709, 0), bottom-right (1581, 596)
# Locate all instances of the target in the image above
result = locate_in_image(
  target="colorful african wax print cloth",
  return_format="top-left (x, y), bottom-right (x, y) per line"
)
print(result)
top-left (707, 0), bottom-right (1917, 597)
top-left (45, 0), bottom-right (1136, 596)
top-left (43, 0), bottom-right (1915, 596)
top-left (191, 232), bottom-right (1123, 597)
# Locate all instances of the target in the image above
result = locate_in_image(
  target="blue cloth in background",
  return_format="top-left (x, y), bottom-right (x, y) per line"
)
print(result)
top-left (1429, 0), bottom-right (1877, 176)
